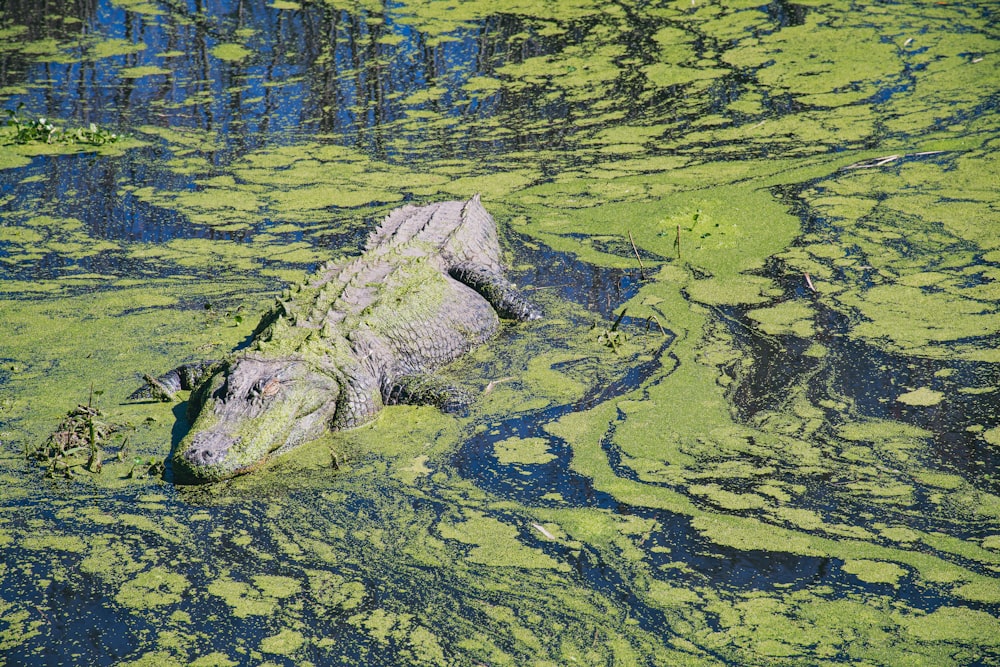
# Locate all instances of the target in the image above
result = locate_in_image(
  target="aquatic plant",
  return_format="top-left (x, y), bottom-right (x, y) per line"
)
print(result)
top-left (595, 308), bottom-right (628, 352)
top-left (32, 403), bottom-right (122, 478)
top-left (0, 0), bottom-right (998, 664)
top-left (3, 104), bottom-right (119, 146)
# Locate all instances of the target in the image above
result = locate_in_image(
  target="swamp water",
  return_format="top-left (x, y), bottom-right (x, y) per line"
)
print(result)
top-left (1, 0), bottom-right (999, 664)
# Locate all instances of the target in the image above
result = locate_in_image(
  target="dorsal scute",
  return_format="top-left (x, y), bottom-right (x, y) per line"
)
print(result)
top-left (364, 195), bottom-right (504, 274)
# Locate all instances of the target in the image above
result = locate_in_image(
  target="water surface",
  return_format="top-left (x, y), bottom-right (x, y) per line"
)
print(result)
top-left (1, 1), bottom-right (999, 664)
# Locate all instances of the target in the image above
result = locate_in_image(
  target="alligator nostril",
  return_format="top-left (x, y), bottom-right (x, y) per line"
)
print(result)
top-left (182, 434), bottom-right (241, 467)
top-left (185, 447), bottom-right (214, 465)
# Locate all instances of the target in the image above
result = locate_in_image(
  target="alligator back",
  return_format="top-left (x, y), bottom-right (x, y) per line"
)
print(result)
top-left (251, 194), bottom-right (535, 428)
top-left (366, 193), bottom-right (505, 275)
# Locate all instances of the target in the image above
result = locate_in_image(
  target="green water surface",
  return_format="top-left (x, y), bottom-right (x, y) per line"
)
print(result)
top-left (1, 0), bottom-right (998, 665)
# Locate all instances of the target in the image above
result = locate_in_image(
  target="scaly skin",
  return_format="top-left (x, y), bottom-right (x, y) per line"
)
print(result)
top-left (132, 195), bottom-right (541, 482)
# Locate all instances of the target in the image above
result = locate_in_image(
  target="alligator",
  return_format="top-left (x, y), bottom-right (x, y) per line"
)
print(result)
top-left (132, 195), bottom-right (541, 482)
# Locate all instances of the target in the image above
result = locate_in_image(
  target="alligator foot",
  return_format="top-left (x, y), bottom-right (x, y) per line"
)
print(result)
top-left (128, 361), bottom-right (219, 402)
top-left (385, 374), bottom-right (471, 414)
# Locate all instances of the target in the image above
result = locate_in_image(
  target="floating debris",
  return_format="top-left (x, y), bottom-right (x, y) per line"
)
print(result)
top-left (33, 404), bottom-right (127, 477)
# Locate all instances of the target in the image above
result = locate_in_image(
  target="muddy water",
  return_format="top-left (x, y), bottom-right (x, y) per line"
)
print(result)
top-left (1, 1), bottom-right (999, 665)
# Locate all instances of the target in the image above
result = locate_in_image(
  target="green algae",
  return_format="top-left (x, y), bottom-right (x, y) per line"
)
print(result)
top-left (120, 65), bottom-right (171, 78)
top-left (0, 0), bottom-right (999, 664)
top-left (437, 510), bottom-right (569, 571)
top-left (210, 43), bottom-right (252, 62)
top-left (259, 628), bottom-right (305, 655)
top-left (897, 387), bottom-right (945, 407)
top-left (746, 300), bottom-right (816, 338)
top-left (116, 567), bottom-right (190, 609)
top-left (904, 607), bottom-right (1000, 644)
top-left (90, 38), bottom-right (147, 60)
top-left (841, 559), bottom-right (908, 586)
top-left (492, 436), bottom-right (556, 465)
top-left (207, 575), bottom-right (300, 618)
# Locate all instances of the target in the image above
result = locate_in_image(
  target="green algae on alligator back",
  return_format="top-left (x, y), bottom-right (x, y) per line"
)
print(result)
top-left (132, 196), bottom-right (542, 482)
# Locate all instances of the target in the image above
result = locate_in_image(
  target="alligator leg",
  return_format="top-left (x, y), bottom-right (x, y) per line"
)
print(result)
top-left (449, 265), bottom-right (542, 322)
top-left (384, 374), bottom-right (471, 414)
top-left (128, 361), bottom-right (219, 402)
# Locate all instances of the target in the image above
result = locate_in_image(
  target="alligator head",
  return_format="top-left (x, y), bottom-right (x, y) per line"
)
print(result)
top-left (173, 355), bottom-right (341, 482)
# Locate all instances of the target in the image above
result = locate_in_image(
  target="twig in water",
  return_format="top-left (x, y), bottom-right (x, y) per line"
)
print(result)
top-left (484, 377), bottom-right (515, 395)
top-left (645, 315), bottom-right (668, 337)
top-left (531, 523), bottom-right (556, 540)
top-left (628, 230), bottom-right (645, 280)
top-left (841, 150), bottom-right (946, 170)
top-left (611, 308), bottom-right (627, 332)
top-left (804, 272), bottom-right (816, 292)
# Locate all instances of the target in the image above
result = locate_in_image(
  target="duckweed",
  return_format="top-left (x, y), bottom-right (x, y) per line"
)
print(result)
top-left (1, 0), bottom-right (999, 664)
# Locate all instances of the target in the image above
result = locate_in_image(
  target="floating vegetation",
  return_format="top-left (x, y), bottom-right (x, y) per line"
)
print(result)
top-left (0, 0), bottom-right (998, 664)
top-left (31, 401), bottom-right (129, 478)
top-left (594, 308), bottom-right (628, 352)
top-left (3, 105), bottom-right (119, 146)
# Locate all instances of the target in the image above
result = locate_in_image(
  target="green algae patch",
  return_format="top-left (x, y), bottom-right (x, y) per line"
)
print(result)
top-left (260, 628), bottom-right (305, 656)
top-left (952, 578), bottom-right (1000, 604)
top-left (90, 38), bottom-right (147, 60)
top-left (115, 567), bottom-right (190, 609)
top-left (904, 607), bottom-right (1000, 644)
top-left (189, 653), bottom-right (239, 667)
top-left (207, 575), bottom-right (300, 618)
top-left (119, 65), bottom-right (170, 78)
top-left (841, 559), bottom-right (908, 586)
top-left (692, 515), bottom-right (824, 557)
top-left (897, 387), bottom-right (945, 407)
top-left (211, 43), bottom-right (251, 62)
top-left (20, 534), bottom-right (86, 553)
top-left (437, 510), bottom-right (569, 571)
top-left (515, 182), bottom-right (800, 291)
top-left (492, 436), bottom-right (556, 465)
top-left (746, 300), bottom-right (816, 338)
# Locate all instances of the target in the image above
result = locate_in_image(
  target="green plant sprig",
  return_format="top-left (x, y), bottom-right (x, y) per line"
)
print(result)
top-left (4, 104), bottom-right (120, 146)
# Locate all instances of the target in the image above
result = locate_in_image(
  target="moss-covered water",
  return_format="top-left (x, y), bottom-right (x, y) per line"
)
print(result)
top-left (2, 0), bottom-right (999, 664)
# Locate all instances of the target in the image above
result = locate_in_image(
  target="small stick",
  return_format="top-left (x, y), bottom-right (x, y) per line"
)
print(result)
top-left (484, 376), bottom-right (515, 395)
top-left (610, 308), bottom-right (627, 332)
top-left (628, 230), bottom-right (645, 280)
top-left (531, 523), bottom-right (555, 540)
top-left (646, 315), bottom-right (668, 337)
top-left (804, 272), bottom-right (816, 292)
top-left (674, 224), bottom-right (681, 259)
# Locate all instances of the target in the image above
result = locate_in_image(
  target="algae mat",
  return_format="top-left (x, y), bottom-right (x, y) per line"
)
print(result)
top-left (1, 0), bottom-right (999, 665)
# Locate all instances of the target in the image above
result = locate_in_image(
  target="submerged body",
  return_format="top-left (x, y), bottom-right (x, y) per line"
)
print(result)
top-left (135, 196), bottom-right (540, 482)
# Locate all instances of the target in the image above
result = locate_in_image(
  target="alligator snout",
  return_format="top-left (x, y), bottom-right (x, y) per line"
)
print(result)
top-left (176, 432), bottom-right (241, 480)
